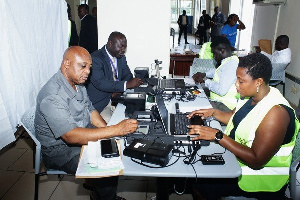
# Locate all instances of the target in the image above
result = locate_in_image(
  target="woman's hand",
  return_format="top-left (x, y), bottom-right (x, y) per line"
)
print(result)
top-left (187, 108), bottom-right (216, 120)
top-left (188, 125), bottom-right (219, 141)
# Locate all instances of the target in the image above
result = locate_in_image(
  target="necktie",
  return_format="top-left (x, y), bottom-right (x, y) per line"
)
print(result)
top-left (111, 58), bottom-right (118, 81)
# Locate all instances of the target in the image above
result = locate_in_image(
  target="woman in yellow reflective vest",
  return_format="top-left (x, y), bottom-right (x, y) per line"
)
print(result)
top-left (188, 53), bottom-right (299, 200)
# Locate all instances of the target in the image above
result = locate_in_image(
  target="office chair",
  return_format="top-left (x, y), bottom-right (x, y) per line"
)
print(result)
top-left (170, 28), bottom-right (175, 47)
top-left (20, 106), bottom-right (67, 200)
top-left (269, 62), bottom-right (289, 96)
top-left (189, 58), bottom-right (216, 78)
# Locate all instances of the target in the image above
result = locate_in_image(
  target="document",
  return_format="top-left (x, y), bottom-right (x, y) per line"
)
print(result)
top-left (76, 140), bottom-right (124, 178)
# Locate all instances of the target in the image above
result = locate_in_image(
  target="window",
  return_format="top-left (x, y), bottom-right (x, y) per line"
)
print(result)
top-left (171, 0), bottom-right (193, 22)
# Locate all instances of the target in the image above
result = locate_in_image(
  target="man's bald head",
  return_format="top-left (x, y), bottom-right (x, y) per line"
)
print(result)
top-left (61, 46), bottom-right (92, 88)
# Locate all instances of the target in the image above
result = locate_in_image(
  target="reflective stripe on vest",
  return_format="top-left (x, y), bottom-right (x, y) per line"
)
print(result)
top-left (225, 87), bottom-right (300, 192)
top-left (199, 42), bottom-right (213, 59)
top-left (210, 55), bottom-right (239, 110)
top-left (242, 166), bottom-right (289, 175)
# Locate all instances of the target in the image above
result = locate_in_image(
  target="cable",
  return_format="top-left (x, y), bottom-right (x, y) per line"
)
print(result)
top-left (173, 178), bottom-right (188, 195)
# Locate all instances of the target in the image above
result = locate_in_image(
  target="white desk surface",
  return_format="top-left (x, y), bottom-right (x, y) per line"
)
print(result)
top-left (108, 92), bottom-right (242, 178)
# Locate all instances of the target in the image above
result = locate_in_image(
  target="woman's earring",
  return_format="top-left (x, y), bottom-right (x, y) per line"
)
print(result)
top-left (256, 85), bottom-right (259, 93)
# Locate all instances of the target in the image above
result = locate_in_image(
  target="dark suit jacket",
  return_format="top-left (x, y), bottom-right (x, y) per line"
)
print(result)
top-left (177, 15), bottom-right (189, 26)
top-left (85, 46), bottom-right (133, 113)
top-left (198, 14), bottom-right (211, 30)
top-left (79, 15), bottom-right (98, 53)
top-left (69, 20), bottom-right (79, 46)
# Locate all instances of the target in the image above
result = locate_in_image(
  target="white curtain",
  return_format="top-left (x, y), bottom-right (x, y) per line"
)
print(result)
top-left (0, 0), bottom-right (68, 149)
top-left (229, 0), bottom-right (255, 51)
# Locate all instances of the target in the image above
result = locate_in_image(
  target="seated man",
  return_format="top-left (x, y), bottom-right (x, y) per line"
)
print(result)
top-left (193, 36), bottom-right (239, 111)
top-left (35, 46), bottom-right (138, 200)
top-left (255, 35), bottom-right (291, 64)
top-left (86, 31), bottom-right (142, 122)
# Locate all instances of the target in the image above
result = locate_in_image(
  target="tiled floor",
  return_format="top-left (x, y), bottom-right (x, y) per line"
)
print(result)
top-left (0, 131), bottom-right (193, 200)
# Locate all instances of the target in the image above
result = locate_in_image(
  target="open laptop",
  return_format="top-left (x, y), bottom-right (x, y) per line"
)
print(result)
top-left (159, 79), bottom-right (185, 90)
top-left (155, 95), bottom-right (204, 137)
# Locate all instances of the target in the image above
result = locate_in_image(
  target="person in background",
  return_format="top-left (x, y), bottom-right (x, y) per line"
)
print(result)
top-left (221, 14), bottom-right (246, 50)
top-left (78, 4), bottom-right (98, 53)
top-left (210, 6), bottom-right (225, 42)
top-left (85, 31), bottom-right (142, 122)
top-left (197, 10), bottom-right (211, 45)
top-left (92, 7), bottom-right (97, 20)
top-left (255, 35), bottom-right (291, 64)
top-left (177, 10), bottom-right (189, 44)
top-left (189, 53), bottom-right (299, 200)
top-left (67, 4), bottom-right (78, 46)
top-left (35, 46), bottom-right (137, 200)
top-left (193, 37), bottom-right (239, 111)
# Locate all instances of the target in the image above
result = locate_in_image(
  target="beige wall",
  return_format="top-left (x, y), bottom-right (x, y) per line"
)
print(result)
top-left (97, 0), bottom-right (171, 76)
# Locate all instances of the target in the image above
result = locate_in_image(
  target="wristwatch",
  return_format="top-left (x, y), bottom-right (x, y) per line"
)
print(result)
top-left (215, 130), bottom-right (224, 143)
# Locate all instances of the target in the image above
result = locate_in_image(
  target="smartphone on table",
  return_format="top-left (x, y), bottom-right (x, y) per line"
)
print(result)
top-left (100, 139), bottom-right (119, 158)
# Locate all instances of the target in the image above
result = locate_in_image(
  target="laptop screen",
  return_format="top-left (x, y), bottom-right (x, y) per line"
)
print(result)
top-left (155, 95), bottom-right (168, 134)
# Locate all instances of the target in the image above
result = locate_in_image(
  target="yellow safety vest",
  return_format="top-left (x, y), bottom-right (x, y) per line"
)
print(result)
top-left (199, 42), bottom-right (213, 59)
top-left (225, 87), bottom-right (300, 192)
top-left (210, 55), bottom-right (239, 110)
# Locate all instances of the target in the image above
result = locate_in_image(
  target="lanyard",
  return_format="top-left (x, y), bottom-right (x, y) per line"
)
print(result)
top-left (107, 54), bottom-right (119, 81)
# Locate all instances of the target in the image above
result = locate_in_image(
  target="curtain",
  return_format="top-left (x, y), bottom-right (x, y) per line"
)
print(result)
top-left (229, 0), bottom-right (255, 51)
top-left (0, 0), bottom-right (68, 149)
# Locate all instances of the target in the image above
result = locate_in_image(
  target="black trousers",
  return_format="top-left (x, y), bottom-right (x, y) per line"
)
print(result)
top-left (178, 25), bottom-right (188, 43)
top-left (198, 26), bottom-right (207, 45)
top-left (193, 178), bottom-right (287, 200)
top-left (47, 154), bottom-right (118, 200)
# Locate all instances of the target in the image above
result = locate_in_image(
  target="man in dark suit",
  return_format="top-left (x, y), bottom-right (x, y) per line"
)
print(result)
top-left (67, 4), bottom-right (79, 46)
top-left (197, 10), bottom-right (211, 45)
top-left (78, 4), bottom-right (98, 53)
top-left (177, 10), bottom-right (189, 44)
top-left (85, 31), bottom-right (142, 121)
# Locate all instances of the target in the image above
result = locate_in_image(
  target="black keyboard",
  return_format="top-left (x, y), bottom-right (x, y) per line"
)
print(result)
top-left (170, 114), bottom-right (204, 135)
top-left (161, 79), bottom-right (176, 89)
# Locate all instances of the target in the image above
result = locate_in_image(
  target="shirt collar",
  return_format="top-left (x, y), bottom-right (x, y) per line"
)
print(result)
top-left (105, 45), bottom-right (115, 61)
top-left (57, 70), bottom-right (83, 100)
top-left (81, 14), bottom-right (87, 20)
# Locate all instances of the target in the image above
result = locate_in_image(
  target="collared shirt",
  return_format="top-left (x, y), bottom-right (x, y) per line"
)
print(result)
top-left (205, 56), bottom-right (239, 96)
top-left (105, 46), bottom-right (127, 91)
top-left (182, 16), bottom-right (187, 25)
top-left (35, 70), bottom-right (95, 166)
top-left (261, 48), bottom-right (291, 64)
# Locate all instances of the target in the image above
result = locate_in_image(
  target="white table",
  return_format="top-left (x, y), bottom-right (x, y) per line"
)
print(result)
top-left (108, 91), bottom-right (241, 179)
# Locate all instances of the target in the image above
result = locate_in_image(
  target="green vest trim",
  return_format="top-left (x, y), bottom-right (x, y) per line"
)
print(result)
top-left (210, 55), bottom-right (240, 110)
top-left (199, 42), bottom-right (213, 59)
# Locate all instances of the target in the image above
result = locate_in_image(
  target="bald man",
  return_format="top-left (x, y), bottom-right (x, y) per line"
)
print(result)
top-left (35, 46), bottom-right (136, 200)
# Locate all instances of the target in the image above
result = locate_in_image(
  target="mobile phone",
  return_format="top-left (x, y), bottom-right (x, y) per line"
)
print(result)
top-left (101, 139), bottom-right (119, 158)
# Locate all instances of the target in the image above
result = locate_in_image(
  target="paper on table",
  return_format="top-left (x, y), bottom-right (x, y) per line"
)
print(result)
top-left (76, 140), bottom-right (124, 178)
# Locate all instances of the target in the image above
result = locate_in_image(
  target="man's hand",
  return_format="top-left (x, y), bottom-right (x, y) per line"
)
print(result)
top-left (112, 92), bottom-right (121, 98)
top-left (126, 78), bottom-right (143, 89)
top-left (192, 72), bottom-right (206, 83)
top-left (117, 119), bottom-right (138, 136)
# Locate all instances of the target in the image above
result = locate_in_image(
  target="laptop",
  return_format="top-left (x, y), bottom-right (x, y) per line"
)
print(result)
top-left (159, 79), bottom-right (185, 90)
top-left (155, 95), bottom-right (204, 136)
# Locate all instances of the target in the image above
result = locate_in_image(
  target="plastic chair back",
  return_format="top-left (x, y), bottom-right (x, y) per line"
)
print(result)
top-left (270, 63), bottom-right (289, 84)
top-left (20, 106), bottom-right (41, 174)
top-left (189, 58), bottom-right (216, 78)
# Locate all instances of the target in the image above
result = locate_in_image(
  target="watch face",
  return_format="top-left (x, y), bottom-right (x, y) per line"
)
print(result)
top-left (216, 131), bottom-right (223, 140)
